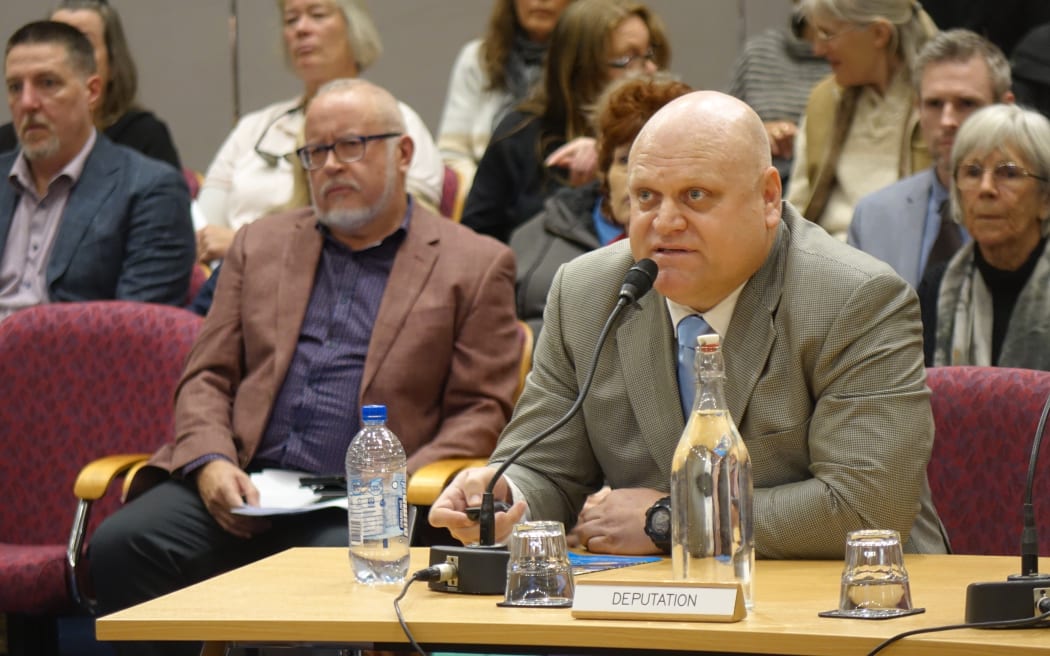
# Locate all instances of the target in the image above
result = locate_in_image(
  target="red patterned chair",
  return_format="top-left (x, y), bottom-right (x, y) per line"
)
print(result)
top-left (926, 366), bottom-right (1050, 556)
top-left (438, 164), bottom-right (468, 222)
top-left (184, 262), bottom-right (209, 307)
top-left (0, 301), bottom-right (202, 652)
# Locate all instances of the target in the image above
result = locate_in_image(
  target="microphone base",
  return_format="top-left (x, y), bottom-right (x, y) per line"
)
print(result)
top-left (965, 578), bottom-right (1050, 625)
top-left (427, 544), bottom-right (509, 595)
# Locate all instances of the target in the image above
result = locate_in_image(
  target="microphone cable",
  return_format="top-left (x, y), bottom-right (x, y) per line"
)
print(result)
top-left (866, 600), bottom-right (1050, 656)
top-left (393, 563), bottom-right (457, 656)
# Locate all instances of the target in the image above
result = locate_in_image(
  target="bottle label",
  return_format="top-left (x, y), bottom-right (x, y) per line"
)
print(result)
top-left (348, 473), bottom-right (406, 544)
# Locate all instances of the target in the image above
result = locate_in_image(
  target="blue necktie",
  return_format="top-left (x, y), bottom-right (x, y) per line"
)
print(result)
top-left (677, 315), bottom-right (711, 419)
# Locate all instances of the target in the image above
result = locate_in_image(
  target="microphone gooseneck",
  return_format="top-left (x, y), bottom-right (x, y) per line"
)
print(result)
top-left (1014, 386), bottom-right (1050, 579)
top-left (478, 258), bottom-right (658, 546)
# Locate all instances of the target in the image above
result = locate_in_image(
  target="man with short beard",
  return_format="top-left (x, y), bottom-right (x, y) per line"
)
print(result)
top-left (0, 21), bottom-right (194, 319)
top-left (89, 78), bottom-right (520, 656)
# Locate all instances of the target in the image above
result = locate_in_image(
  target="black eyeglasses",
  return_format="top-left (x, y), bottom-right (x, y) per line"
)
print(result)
top-left (295, 132), bottom-right (402, 170)
top-left (607, 48), bottom-right (657, 70)
top-left (254, 103), bottom-right (303, 167)
top-left (955, 162), bottom-right (1049, 191)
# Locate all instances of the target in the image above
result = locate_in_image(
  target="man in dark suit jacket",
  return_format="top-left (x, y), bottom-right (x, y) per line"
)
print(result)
top-left (848, 30), bottom-right (1013, 287)
top-left (0, 21), bottom-right (193, 319)
top-left (90, 79), bottom-right (520, 656)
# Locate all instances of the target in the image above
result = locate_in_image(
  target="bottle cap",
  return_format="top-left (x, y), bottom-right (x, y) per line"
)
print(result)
top-left (697, 333), bottom-right (720, 353)
top-left (361, 404), bottom-right (386, 423)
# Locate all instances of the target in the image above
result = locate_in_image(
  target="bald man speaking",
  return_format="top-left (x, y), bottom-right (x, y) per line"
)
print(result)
top-left (431, 90), bottom-right (949, 559)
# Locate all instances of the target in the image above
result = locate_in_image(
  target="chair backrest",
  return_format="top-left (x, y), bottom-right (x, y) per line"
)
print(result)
top-left (185, 263), bottom-right (209, 306)
top-left (514, 319), bottom-right (534, 405)
top-left (0, 301), bottom-right (202, 545)
top-left (926, 366), bottom-right (1050, 556)
top-left (438, 164), bottom-right (458, 220)
top-left (182, 167), bottom-right (203, 200)
top-left (439, 164), bottom-right (469, 222)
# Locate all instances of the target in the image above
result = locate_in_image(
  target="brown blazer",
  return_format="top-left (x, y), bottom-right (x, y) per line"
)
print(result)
top-left (140, 202), bottom-right (520, 487)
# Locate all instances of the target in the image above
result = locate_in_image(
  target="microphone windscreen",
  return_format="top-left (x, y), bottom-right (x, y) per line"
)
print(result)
top-left (620, 258), bottom-right (658, 303)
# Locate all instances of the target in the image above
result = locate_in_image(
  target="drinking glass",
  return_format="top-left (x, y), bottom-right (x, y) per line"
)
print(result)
top-left (837, 529), bottom-right (914, 617)
top-left (502, 521), bottom-right (575, 607)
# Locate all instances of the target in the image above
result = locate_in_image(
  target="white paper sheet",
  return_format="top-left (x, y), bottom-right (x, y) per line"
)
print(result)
top-left (230, 468), bottom-right (349, 516)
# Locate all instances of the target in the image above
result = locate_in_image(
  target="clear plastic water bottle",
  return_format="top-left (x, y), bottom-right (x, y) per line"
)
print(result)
top-left (671, 333), bottom-right (755, 609)
top-left (346, 404), bottom-right (409, 584)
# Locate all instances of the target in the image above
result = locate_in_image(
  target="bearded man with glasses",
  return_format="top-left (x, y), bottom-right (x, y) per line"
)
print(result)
top-left (89, 78), bottom-right (520, 656)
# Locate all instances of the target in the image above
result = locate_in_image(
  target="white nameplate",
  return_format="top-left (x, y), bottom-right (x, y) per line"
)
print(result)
top-left (571, 579), bottom-right (745, 622)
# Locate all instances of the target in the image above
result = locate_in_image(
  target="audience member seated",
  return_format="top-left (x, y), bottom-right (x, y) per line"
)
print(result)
top-left (0, 0), bottom-right (181, 170)
top-left (89, 79), bottom-right (520, 656)
top-left (438, 0), bottom-right (573, 187)
top-left (188, 143), bottom-right (319, 316)
top-left (0, 21), bottom-right (194, 321)
top-left (849, 30), bottom-right (1013, 287)
top-left (787, 0), bottom-right (938, 239)
top-left (920, 104), bottom-right (1050, 369)
top-left (727, 0), bottom-right (829, 185)
top-left (431, 90), bottom-right (948, 559)
top-left (511, 73), bottom-right (690, 335)
top-left (194, 0), bottom-right (444, 263)
top-left (461, 0), bottom-right (669, 243)
top-left (1011, 23), bottom-right (1050, 119)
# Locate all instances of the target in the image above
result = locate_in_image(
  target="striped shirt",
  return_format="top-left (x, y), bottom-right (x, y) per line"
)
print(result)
top-left (727, 27), bottom-right (830, 124)
top-left (252, 217), bottom-right (408, 475)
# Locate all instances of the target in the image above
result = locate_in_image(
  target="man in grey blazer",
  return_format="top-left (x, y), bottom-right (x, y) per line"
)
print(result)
top-left (848, 30), bottom-right (1013, 288)
top-left (432, 90), bottom-right (949, 559)
top-left (0, 21), bottom-right (193, 320)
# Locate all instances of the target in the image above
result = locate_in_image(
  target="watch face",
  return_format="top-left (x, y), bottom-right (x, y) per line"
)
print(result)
top-left (650, 507), bottom-right (671, 537)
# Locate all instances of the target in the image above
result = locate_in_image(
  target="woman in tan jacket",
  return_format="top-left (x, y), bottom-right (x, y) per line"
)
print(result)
top-left (787, 0), bottom-right (937, 239)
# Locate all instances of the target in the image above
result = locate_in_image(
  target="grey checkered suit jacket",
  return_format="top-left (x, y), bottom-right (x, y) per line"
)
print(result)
top-left (493, 202), bottom-right (949, 559)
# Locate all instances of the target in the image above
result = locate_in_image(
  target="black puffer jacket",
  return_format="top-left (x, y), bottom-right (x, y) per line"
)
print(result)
top-left (510, 183), bottom-right (603, 337)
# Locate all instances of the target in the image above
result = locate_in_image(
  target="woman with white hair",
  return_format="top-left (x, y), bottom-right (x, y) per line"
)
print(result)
top-left (194, 0), bottom-right (443, 262)
top-left (920, 104), bottom-right (1050, 369)
top-left (787, 0), bottom-right (938, 239)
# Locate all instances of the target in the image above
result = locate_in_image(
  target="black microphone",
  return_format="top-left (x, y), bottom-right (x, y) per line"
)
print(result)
top-left (965, 386), bottom-right (1050, 624)
top-left (478, 257), bottom-right (658, 546)
top-left (428, 258), bottom-right (658, 594)
top-left (619, 258), bottom-right (659, 304)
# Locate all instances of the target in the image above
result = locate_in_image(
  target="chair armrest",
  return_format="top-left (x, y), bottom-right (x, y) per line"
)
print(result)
top-left (73, 453), bottom-right (151, 501)
top-left (407, 457), bottom-right (488, 506)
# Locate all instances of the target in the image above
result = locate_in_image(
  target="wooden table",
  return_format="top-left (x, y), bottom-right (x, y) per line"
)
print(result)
top-left (96, 548), bottom-right (1050, 655)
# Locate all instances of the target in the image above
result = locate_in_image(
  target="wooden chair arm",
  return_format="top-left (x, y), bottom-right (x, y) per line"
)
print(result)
top-left (73, 453), bottom-right (151, 501)
top-left (407, 457), bottom-right (488, 506)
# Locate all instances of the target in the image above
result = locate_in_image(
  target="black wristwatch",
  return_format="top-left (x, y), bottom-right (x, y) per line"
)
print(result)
top-left (644, 495), bottom-right (672, 554)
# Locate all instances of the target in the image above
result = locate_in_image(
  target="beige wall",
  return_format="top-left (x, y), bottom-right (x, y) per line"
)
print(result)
top-left (0, 1), bottom-right (791, 172)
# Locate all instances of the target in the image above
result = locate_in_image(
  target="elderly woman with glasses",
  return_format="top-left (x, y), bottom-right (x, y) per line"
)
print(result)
top-left (461, 0), bottom-right (669, 244)
top-left (194, 0), bottom-right (443, 263)
top-left (786, 0), bottom-right (938, 239)
top-left (919, 104), bottom-right (1050, 369)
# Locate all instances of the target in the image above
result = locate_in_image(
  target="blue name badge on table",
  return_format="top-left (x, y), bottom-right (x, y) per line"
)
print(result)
top-left (569, 552), bottom-right (661, 576)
